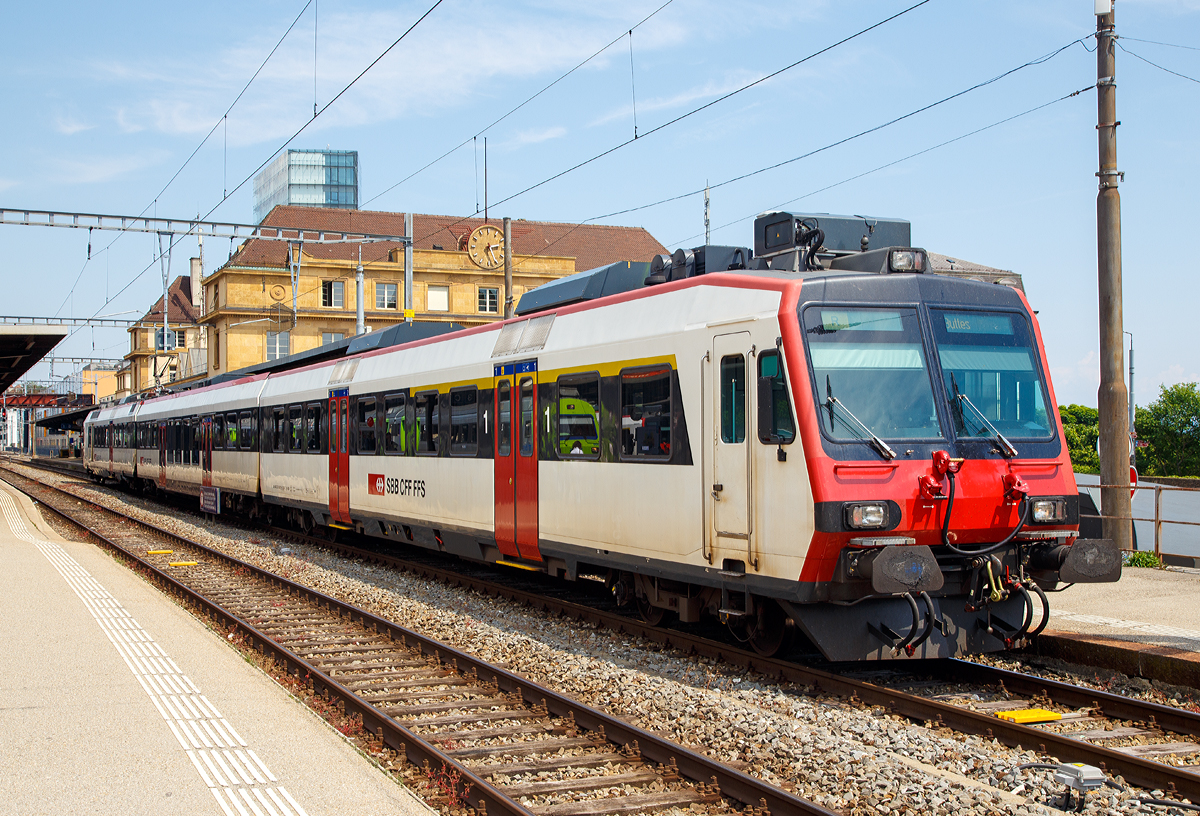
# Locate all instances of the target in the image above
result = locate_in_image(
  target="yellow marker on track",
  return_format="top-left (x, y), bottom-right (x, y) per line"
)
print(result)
top-left (147, 550), bottom-right (173, 555)
top-left (995, 708), bottom-right (1061, 724)
top-left (168, 561), bottom-right (199, 567)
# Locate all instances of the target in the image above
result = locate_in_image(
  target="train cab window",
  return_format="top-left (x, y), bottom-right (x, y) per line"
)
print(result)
top-left (557, 374), bottom-right (600, 459)
top-left (415, 391), bottom-right (439, 455)
top-left (757, 351), bottom-right (796, 445)
top-left (620, 367), bottom-right (672, 459)
top-left (306, 404), bottom-right (323, 453)
top-left (497, 382), bottom-right (511, 457)
top-left (449, 388), bottom-right (478, 456)
top-left (357, 397), bottom-right (378, 454)
top-left (803, 307), bottom-right (941, 441)
top-left (238, 411), bottom-right (256, 451)
top-left (930, 309), bottom-right (1054, 440)
top-left (720, 355), bottom-right (747, 444)
top-left (225, 412), bottom-right (238, 448)
top-left (214, 415), bottom-right (225, 450)
top-left (519, 379), bottom-right (536, 457)
top-left (383, 394), bottom-right (407, 455)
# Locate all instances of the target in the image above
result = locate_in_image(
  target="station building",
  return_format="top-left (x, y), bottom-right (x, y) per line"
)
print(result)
top-left (200, 206), bottom-right (668, 378)
top-left (121, 275), bottom-right (204, 395)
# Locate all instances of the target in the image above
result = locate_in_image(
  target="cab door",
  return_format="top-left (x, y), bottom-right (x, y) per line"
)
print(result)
top-left (328, 390), bottom-right (350, 523)
top-left (493, 361), bottom-right (541, 561)
top-left (707, 333), bottom-right (754, 567)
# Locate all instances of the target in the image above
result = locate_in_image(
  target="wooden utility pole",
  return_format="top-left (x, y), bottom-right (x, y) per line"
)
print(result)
top-left (1095, 0), bottom-right (1132, 550)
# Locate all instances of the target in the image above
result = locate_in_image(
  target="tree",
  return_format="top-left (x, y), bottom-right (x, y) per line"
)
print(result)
top-left (1136, 383), bottom-right (1200, 477)
top-left (1059, 404), bottom-right (1099, 473)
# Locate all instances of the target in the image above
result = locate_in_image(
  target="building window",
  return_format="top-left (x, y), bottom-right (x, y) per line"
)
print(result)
top-left (376, 283), bottom-right (398, 309)
top-left (478, 287), bottom-right (499, 314)
top-left (155, 329), bottom-right (185, 350)
top-left (266, 331), bottom-right (290, 361)
top-left (428, 285), bottom-right (450, 312)
top-left (322, 280), bottom-right (344, 308)
top-left (321, 332), bottom-right (344, 346)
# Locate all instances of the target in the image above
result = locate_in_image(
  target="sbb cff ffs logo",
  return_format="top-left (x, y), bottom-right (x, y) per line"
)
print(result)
top-left (368, 474), bottom-right (426, 498)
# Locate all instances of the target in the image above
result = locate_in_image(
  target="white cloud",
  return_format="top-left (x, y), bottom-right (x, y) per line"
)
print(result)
top-left (0, 178), bottom-right (17, 193)
top-left (1151, 364), bottom-right (1200, 393)
top-left (507, 126), bottom-right (567, 147)
top-left (54, 115), bottom-right (94, 135)
top-left (49, 151), bottom-right (167, 185)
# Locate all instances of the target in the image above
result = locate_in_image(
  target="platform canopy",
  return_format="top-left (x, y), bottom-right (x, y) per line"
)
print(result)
top-left (0, 325), bottom-right (68, 394)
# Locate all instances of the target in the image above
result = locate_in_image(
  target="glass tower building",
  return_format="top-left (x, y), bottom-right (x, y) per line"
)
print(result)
top-left (252, 150), bottom-right (359, 223)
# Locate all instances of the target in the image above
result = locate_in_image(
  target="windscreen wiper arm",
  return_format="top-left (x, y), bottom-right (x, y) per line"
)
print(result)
top-left (949, 373), bottom-right (1018, 458)
top-left (825, 376), bottom-right (897, 460)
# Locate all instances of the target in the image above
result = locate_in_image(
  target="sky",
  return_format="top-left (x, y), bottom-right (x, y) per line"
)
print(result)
top-left (2, 0), bottom-right (1197, 409)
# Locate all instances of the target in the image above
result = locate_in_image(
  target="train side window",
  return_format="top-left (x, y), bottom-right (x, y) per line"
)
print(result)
top-left (449, 387), bottom-right (478, 456)
top-left (272, 408), bottom-right (286, 453)
top-left (383, 394), bottom-right (407, 455)
top-left (415, 391), bottom-right (439, 455)
top-left (757, 351), bottom-right (796, 445)
top-left (238, 411), bottom-right (256, 451)
top-left (225, 412), bottom-right (238, 448)
top-left (497, 382), bottom-right (511, 457)
top-left (191, 418), bottom-right (200, 463)
top-left (306, 404), bottom-right (323, 453)
top-left (214, 415), bottom-right (225, 450)
top-left (557, 374), bottom-right (601, 459)
top-left (720, 355), bottom-right (747, 444)
top-left (288, 405), bottom-right (303, 452)
top-left (357, 396), bottom-right (378, 454)
top-left (620, 366), bottom-right (672, 459)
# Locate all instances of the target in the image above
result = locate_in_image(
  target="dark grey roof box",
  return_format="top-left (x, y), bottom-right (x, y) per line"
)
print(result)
top-left (516, 261), bottom-right (651, 316)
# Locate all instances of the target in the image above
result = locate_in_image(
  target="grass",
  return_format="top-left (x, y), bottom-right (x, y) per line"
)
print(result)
top-left (1124, 550), bottom-right (1165, 569)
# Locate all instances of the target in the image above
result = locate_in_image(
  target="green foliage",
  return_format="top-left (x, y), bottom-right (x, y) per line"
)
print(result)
top-left (1135, 383), bottom-right (1200, 477)
top-left (1059, 404), bottom-right (1099, 473)
top-left (1123, 550), bottom-right (1164, 569)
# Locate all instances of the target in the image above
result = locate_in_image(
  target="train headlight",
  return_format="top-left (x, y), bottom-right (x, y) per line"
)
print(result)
top-left (845, 503), bottom-right (889, 529)
top-left (1031, 499), bottom-right (1067, 523)
top-left (889, 250), bottom-right (926, 272)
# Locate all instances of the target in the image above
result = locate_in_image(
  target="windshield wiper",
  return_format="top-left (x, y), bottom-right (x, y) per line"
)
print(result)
top-left (825, 376), bottom-right (897, 460)
top-left (949, 373), bottom-right (1018, 457)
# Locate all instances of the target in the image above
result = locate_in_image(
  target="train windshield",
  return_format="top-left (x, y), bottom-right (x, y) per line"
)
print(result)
top-left (803, 307), bottom-right (942, 440)
top-left (931, 309), bottom-right (1053, 440)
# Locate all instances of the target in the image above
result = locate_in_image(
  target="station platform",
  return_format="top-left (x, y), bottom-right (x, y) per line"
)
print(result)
top-left (0, 479), bottom-right (433, 816)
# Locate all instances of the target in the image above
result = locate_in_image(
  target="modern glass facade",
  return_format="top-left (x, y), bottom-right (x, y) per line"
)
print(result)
top-left (252, 150), bottom-right (359, 223)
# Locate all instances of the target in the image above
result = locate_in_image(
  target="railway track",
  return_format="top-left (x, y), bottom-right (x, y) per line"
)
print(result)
top-left (10, 459), bottom-right (1200, 806)
top-left (0, 464), bottom-right (832, 816)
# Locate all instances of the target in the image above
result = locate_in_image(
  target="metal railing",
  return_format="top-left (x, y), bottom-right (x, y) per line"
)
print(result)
top-left (1078, 479), bottom-right (1200, 566)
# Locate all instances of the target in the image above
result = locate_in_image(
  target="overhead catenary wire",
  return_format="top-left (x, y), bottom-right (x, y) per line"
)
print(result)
top-left (412, 0), bottom-right (935, 248)
top-left (82, 0), bottom-right (446, 339)
top-left (363, 0), bottom-right (677, 207)
top-left (51, 0), bottom-right (315, 320)
top-left (1118, 42), bottom-right (1200, 85)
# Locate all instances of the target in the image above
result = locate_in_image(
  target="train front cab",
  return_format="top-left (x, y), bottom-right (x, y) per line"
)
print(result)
top-left (776, 272), bottom-right (1120, 661)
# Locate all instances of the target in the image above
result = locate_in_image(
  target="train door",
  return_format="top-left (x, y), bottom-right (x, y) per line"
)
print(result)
top-left (201, 416), bottom-right (213, 488)
top-left (328, 389), bottom-right (350, 524)
top-left (707, 333), bottom-right (753, 566)
top-left (493, 361), bottom-right (541, 561)
top-left (158, 421), bottom-right (167, 487)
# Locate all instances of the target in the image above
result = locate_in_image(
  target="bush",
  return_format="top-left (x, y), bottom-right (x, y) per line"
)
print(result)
top-left (1123, 550), bottom-right (1164, 569)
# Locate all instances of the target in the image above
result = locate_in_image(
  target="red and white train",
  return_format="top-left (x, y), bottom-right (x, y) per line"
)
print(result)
top-left (85, 211), bottom-right (1120, 661)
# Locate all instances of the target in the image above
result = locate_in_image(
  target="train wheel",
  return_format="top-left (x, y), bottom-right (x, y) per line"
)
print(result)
top-left (728, 600), bottom-right (790, 657)
top-left (636, 595), bottom-right (667, 627)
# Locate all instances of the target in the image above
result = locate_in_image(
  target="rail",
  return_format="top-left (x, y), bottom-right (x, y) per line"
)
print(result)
top-left (1078, 479), bottom-right (1200, 566)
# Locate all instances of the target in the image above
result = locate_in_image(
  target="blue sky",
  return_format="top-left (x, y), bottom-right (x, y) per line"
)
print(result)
top-left (2, 0), bottom-right (1197, 409)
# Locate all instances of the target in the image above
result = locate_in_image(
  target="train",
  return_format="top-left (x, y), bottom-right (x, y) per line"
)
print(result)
top-left (84, 210), bottom-right (1121, 662)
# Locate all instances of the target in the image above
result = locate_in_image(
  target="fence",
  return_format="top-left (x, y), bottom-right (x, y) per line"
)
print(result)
top-left (1078, 479), bottom-right (1200, 568)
